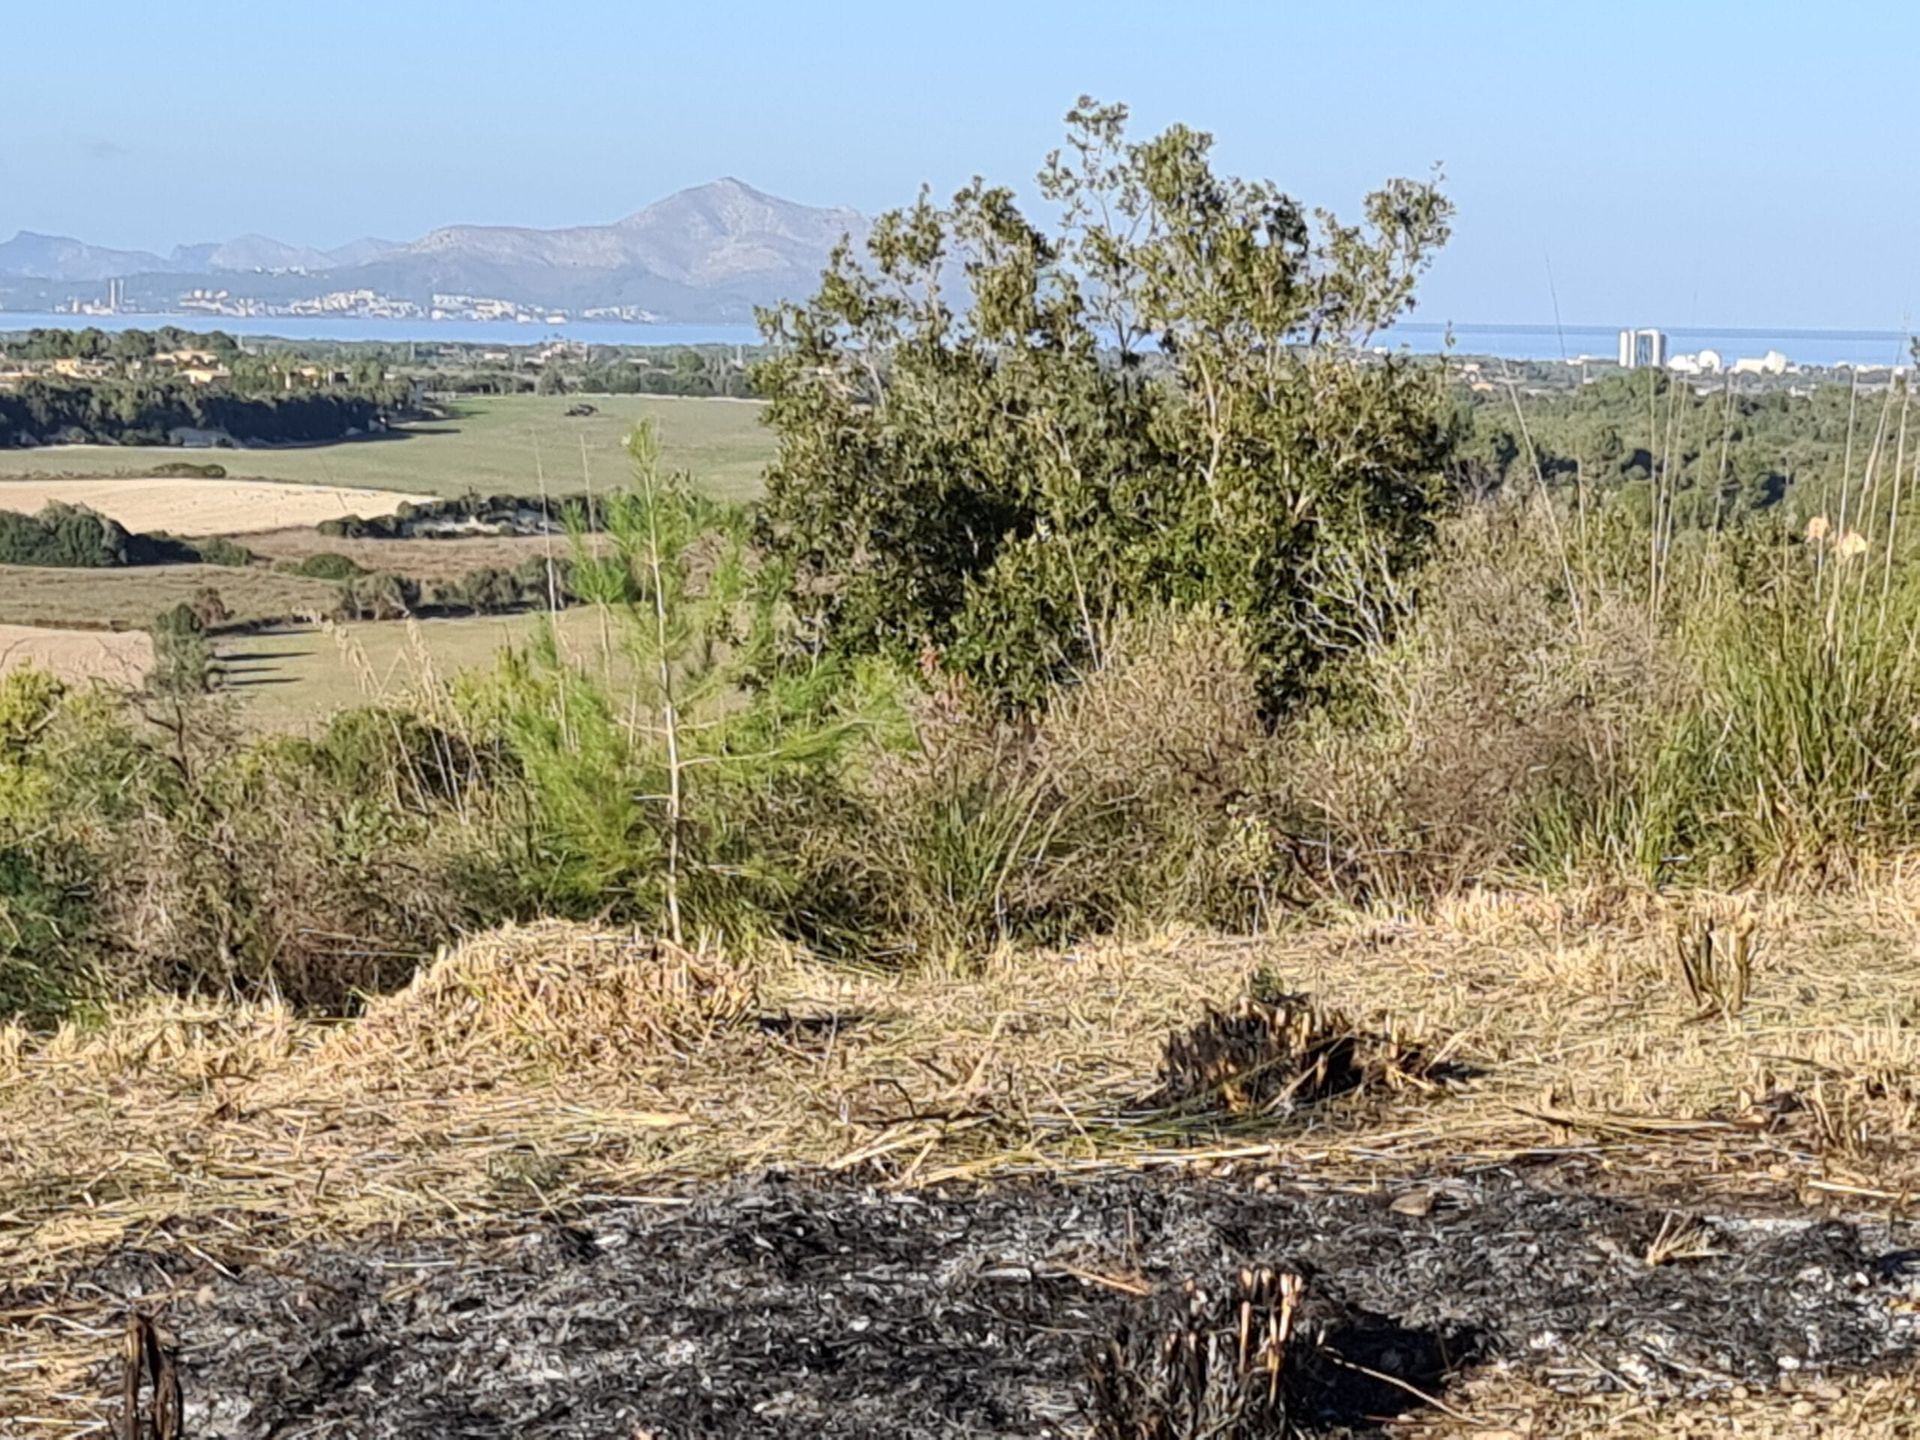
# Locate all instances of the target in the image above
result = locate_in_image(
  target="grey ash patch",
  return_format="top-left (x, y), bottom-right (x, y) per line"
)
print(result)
top-left (51, 1174), bottom-right (1920, 1438)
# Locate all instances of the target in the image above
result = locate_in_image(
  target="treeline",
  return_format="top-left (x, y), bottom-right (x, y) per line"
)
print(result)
top-left (2, 325), bottom-right (241, 362)
top-left (437, 347), bottom-right (757, 400)
top-left (0, 502), bottom-right (250, 567)
top-left (1447, 369), bottom-right (1880, 526)
top-left (319, 492), bottom-right (589, 539)
top-left (273, 552), bottom-right (573, 619)
top-left (0, 377), bottom-right (387, 447)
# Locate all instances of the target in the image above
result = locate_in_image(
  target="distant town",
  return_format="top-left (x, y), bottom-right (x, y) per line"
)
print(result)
top-left (61, 281), bottom-right (663, 327)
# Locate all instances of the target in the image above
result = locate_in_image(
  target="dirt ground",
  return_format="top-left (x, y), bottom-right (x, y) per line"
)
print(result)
top-left (0, 476), bottom-right (407, 535)
top-left (0, 620), bottom-right (151, 686)
top-left (8, 887), bottom-right (1920, 1435)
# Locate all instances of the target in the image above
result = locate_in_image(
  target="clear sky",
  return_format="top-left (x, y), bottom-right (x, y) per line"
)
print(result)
top-left (8, 0), bottom-right (1918, 330)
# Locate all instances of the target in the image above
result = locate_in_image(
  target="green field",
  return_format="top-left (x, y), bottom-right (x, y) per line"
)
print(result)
top-left (0, 394), bottom-right (774, 502)
top-left (216, 610), bottom-right (616, 731)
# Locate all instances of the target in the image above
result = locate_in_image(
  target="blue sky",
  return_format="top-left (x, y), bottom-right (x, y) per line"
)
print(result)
top-left (7, 0), bottom-right (1918, 329)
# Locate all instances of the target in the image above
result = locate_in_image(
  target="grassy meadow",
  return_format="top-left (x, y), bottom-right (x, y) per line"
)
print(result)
top-left (0, 392), bottom-right (774, 502)
top-left (214, 609), bottom-right (610, 731)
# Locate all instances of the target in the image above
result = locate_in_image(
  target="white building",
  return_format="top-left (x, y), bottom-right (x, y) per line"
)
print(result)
top-left (1618, 328), bottom-right (1668, 369)
top-left (1729, 350), bottom-right (1789, 377)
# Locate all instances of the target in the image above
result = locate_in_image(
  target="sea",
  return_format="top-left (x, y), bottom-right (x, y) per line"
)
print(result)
top-left (1, 312), bottom-right (1914, 370)
top-left (1396, 322), bottom-right (1916, 369)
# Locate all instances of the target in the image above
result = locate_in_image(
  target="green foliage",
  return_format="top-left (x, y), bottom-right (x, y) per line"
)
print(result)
top-left (184, 535), bottom-right (253, 566)
top-left (279, 551), bottom-right (366, 581)
top-left (0, 670), bottom-right (148, 1019)
top-left (1449, 368), bottom-right (1869, 526)
top-left (315, 491), bottom-right (581, 541)
top-left (0, 503), bottom-right (134, 567)
top-left (465, 421), bottom-right (851, 943)
top-left (1628, 543), bottom-right (1920, 882)
top-left (0, 375), bottom-right (393, 448)
top-left (149, 604), bottom-right (216, 695)
top-left (0, 507), bottom-right (252, 569)
top-left (149, 460), bottom-right (228, 479)
top-left (755, 97), bottom-right (1453, 709)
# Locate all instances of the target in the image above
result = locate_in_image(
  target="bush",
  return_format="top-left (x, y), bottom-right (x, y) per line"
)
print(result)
top-left (150, 460), bottom-right (227, 479)
top-left (755, 100), bottom-right (1452, 711)
top-left (0, 503), bottom-right (133, 567)
top-left (1279, 501), bottom-right (1681, 898)
top-left (279, 551), bottom-right (365, 580)
top-left (334, 571), bottom-right (419, 621)
top-left (149, 604), bottom-right (216, 695)
top-left (0, 681), bottom-right (506, 1018)
top-left (801, 612), bottom-right (1282, 962)
top-left (186, 535), bottom-right (254, 566)
top-left (430, 564), bottom-right (526, 614)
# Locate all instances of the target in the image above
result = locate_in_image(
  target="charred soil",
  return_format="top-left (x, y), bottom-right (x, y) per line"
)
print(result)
top-left (53, 1171), bottom-right (1920, 1438)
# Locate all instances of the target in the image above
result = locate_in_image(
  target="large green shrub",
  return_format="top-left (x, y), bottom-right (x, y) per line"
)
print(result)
top-left (755, 99), bottom-right (1453, 711)
top-left (0, 503), bottom-right (134, 567)
top-left (279, 551), bottom-right (366, 580)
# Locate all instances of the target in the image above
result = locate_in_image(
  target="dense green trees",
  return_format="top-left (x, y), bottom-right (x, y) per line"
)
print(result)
top-left (5, 326), bottom-right (239, 361)
top-left (1446, 368), bottom-right (1892, 528)
top-left (754, 99), bottom-right (1454, 709)
top-left (0, 503), bottom-right (138, 567)
top-left (0, 376), bottom-right (387, 447)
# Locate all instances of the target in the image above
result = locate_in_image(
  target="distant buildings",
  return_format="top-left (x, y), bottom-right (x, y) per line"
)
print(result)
top-left (1620, 329), bottom-right (1796, 380)
top-left (1668, 348), bottom-right (1723, 376)
top-left (1729, 350), bottom-right (1789, 377)
top-left (1618, 328), bottom-right (1668, 369)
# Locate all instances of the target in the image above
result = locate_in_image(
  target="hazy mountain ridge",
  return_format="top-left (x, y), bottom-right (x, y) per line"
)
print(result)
top-left (0, 180), bottom-right (864, 321)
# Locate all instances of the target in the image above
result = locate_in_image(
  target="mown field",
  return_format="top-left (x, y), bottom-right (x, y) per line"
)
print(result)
top-left (216, 609), bottom-right (610, 731)
top-left (0, 563), bottom-right (337, 631)
top-left (0, 392), bottom-right (774, 502)
top-left (0, 476), bottom-right (407, 534)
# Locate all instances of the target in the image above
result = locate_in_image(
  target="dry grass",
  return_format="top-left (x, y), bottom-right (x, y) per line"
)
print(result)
top-left (241, 526), bottom-right (562, 582)
top-left (0, 477), bottom-right (408, 535)
top-left (1430, 1367), bottom-right (1920, 1438)
top-left (0, 621), bottom-right (151, 687)
top-left (6, 881), bottom-right (1920, 1429)
top-left (0, 562), bottom-right (339, 630)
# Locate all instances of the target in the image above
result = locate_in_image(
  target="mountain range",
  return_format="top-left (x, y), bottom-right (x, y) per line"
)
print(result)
top-left (0, 179), bottom-right (866, 323)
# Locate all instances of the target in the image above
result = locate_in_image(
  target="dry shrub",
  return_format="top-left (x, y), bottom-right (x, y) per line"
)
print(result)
top-left (1152, 984), bottom-right (1441, 1117)
top-left (1044, 611), bottom-right (1282, 922)
top-left (106, 780), bottom-right (471, 1011)
top-left (835, 611), bottom-right (1281, 961)
top-left (329, 922), bottom-right (755, 1076)
top-left (1087, 1267), bottom-right (1464, 1438)
top-left (1285, 502), bottom-right (1686, 897)
top-left (92, 702), bottom-right (496, 1013)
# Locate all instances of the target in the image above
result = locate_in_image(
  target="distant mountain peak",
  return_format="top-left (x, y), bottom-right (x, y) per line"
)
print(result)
top-left (0, 179), bottom-right (867, 323)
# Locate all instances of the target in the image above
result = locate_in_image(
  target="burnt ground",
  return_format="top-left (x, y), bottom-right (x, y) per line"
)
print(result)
top-left (48, 1170), bottom-right (1920, 1438)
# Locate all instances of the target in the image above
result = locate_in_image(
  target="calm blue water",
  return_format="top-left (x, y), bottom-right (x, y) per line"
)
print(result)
top-left (0, 312), bottom-right (766, 349)
top-left (3, 311), bottom-right (1912, 369)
